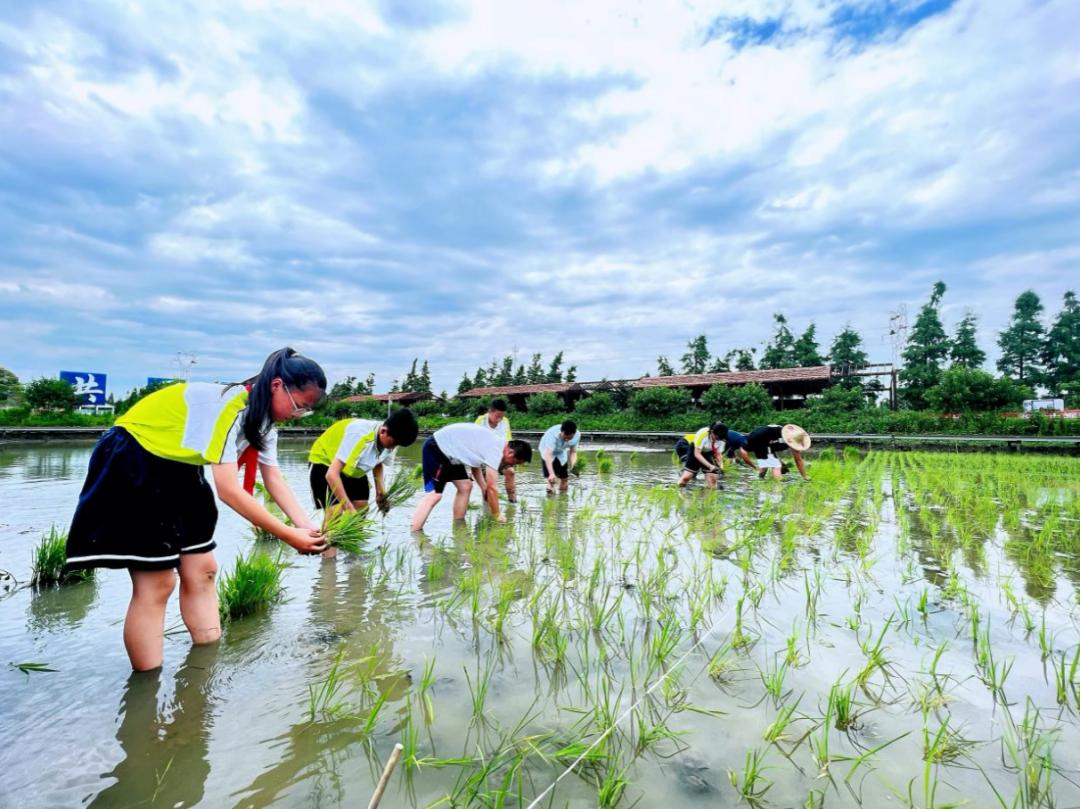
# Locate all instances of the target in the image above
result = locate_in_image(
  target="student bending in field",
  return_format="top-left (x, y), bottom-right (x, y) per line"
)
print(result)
top-left (475, 398), bottom-right (517, 502)
top-left (675, 423), bottom-right (726, 488)
top-left (745, 423), bottom-right (812, 481)
top-left (410, 422), bottom-right (532, 531)
top-left (65, 348), bottom-right (328, 671)
top-left (308, 409), bottom-right (419, 513)
top-left (539, 419), bottom-right (580, 494)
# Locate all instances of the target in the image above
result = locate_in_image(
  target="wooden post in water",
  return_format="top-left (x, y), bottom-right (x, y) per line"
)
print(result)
top-left (367, 743), bottom-right (404, 809)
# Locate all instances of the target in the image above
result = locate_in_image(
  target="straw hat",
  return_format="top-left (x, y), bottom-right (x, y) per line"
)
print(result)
top-left (782, 424), bottom-right (811, 451)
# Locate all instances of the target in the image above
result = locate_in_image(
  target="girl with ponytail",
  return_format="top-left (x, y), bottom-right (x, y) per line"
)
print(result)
top-left (66, 347), bottom-right (328, 671)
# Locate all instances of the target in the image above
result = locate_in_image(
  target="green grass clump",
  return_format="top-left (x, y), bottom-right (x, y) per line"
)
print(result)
top-left (218, 548), bottom-right (286, 622)
top-left (31, 526), bottom-right (92, 588)
top-left (573, 455), bottom-right (587, 474)
top-left (322, 507), bottom-right (376, 554)
top-left (598, 457), bottom-right (615, 474)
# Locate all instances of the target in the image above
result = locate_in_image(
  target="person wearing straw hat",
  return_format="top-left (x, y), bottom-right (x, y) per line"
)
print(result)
top-left (745, 423), bottom-right (812, 481)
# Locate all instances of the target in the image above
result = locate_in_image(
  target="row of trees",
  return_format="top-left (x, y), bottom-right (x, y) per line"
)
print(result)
top-left (456, 351), bottom-right (577, 394)
top-left (657, 315), bottom-right (830, 377)
top-left (899, 284), bottom-right (1079, 408)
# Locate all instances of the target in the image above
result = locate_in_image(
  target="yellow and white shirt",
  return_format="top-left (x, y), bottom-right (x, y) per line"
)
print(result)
top-left (308, 419), bottom-right (391, 478)
top-left (684, 427), bottom-right (718, 454)
top-left (474, 413), bottom-right (512, 444)
top-left (116, 383), bottom-right (278, 466)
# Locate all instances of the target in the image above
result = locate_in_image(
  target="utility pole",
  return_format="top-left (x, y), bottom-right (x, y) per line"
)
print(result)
top-left (173, 351), bottom-right (198, 381)
top-left (887, 306), bottom-right (907, 410)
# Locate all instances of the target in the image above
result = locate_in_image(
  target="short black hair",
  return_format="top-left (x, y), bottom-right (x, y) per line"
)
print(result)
top-left (489, 398), bottom-right (507, 412)
top-left (710, 422), bottom-right (729, 440)
top-left (508, 439), bottom-right (532, 463)
top-left (560, 419), bottom-right (577, 435)
top-left (384, 408), bottom-right (419, 447)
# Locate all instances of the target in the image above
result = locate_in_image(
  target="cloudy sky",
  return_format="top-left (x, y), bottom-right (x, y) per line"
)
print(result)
top-left (1, 0), bottom-right (1078, 396)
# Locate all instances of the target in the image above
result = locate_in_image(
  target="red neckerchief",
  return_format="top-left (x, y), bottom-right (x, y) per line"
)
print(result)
top-left (238, 384), bottom-right (258, 494)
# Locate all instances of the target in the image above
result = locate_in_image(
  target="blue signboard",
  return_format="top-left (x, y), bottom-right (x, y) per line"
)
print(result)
top-left (147, 377), bottom-right (181, 387)
top-left (59, 371), bottom-right (107, 404)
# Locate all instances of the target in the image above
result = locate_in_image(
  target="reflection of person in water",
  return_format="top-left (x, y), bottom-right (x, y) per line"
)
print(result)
top-left (90, 644), bottom-right (217, 808)
top-left (234, 557), bottom-right (410, 807)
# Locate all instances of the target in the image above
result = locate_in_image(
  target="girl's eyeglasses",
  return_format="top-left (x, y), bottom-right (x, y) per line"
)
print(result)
top-left (283, 385), bottom-right (314, 417)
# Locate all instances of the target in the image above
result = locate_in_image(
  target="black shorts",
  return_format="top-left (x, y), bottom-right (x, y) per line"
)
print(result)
top-left (309, 463), bottom-right (370, 508)
top-left (541, 457), bottom-right (569, 480)
top-left (675, 438), bottom-right (714, 474)
top-left (66, 427), bottom-right (218, 572)
top-left (422, 437), bottom-right (469, 494)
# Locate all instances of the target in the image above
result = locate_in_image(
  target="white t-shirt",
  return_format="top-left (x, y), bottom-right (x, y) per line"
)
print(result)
top-left (434, 423), bottom-right (504, 469)
top-left (336, 419), bottom-right (393, 475)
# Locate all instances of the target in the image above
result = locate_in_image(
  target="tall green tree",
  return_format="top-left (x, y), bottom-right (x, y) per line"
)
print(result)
top-left (417, 361), bottom-right (432, 393)
top-left (793, 323), bottom-right (824, 367)
top-left (1042, 290), bottom-right (1080, 396)
top-left (726, 348), bottom-right (757, 371)
top-left (526, 353), bottom-right (545, 384)
top-left (25, 378), bottom-right (80, 411)
top-left (680, 335), bottom-right (710, 374)
top-left (565, 365), bottom-right (577, 383)
top-left (546, 351), bottom-right (565, 383)
top-left (512, 364), bottom-right (527, 386)
top-left (997, 290), bottom-right (1045, 386)
top-left (400, 358), bottom-right (421, 392)
top-left (708, 353), bottom-right (731, 373)
top-left (900, 281), bottom-right (950, 409)
top-left (0, 367), bottom-right (22, 405)
top-left (828, 326), bottom-right (869, 388)
top-left (760, 314), bottom-right (797, 369)
top-left (949, 312), bottom-right (986, 369)
top-left (457, 372), bottom-right (474, 395)
top-left (656, 356), bottom-right (675, 376)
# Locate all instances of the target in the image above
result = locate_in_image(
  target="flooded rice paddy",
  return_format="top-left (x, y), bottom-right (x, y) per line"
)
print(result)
top-left (2, 439), bottom-right (1080, 808)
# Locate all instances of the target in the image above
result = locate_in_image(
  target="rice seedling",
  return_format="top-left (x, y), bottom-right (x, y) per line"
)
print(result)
top-left (307, 649), bottom-right (351, 721)
top-left (922, 713), bottom-right (976, 764)
top-left (597, 456), bottom-right (614, 474)
top-left (760, 656), bottom-right (790, 704)
top-left (320, 506), bottom-right (376, 553)
top-left (728, 747), bottom-right (772, 804)
top-left (30, 526), bottom-right (92, 588)
top-left (218, 548), bottom-right (286, 622)
top-left (828, 678), bottom-right (859, 731)
top-left (763, 696), bottom-right (802, 744)
top-left (381, 468), bottom-right (419, 510)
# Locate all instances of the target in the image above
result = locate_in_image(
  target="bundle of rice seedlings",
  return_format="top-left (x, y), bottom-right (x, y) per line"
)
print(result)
top-left (572, 455), bottom-right (587, 475)
top-left (598, 457), bottom-right (615, 474)
top-left (321, 507), bottom-right (377, 554)
top-left (30, 526), bottom-right (92, 588)
top-left (411, 463), bottom-right (425, 481)
top-left (381, 470), bottom-right (419, 510)
top-left (218, 548), bottom-right (286, 622)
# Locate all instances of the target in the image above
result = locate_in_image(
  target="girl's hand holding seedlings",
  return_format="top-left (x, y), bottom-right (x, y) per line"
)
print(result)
top-left (547, 474), bottom-right (558, 486)
top-left (284, 526), bottom-right (327, 554)
top-left (375, 493), bottom-right (389, 513)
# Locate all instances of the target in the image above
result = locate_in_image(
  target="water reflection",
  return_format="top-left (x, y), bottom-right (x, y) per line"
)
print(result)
top-left (90, 643), bottom-right (218, 808)
top-left (27, 577), bottom-right (98, 632)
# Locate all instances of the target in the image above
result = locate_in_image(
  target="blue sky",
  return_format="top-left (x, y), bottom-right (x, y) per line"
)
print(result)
top-left (1, 0), bottom-right (1078, 396)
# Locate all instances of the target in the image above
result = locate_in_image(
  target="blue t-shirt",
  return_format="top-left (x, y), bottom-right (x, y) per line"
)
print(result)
top-left (538, 424), bottom-right (580, 464)
top-left (723, 429), bottom-right (748, 458)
